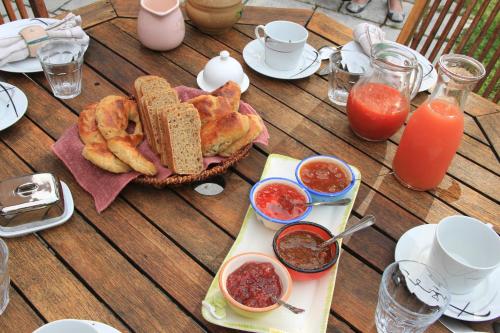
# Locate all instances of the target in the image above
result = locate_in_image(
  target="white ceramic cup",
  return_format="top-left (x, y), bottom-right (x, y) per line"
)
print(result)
top-left (255, 20), bottom-right (308, 71)
top-left (34, 319), bottom-right (99, 333)
top-left (426, 216), bottom-right (500, 294)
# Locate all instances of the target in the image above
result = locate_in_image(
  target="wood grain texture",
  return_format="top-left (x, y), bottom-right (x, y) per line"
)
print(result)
top-left (0, 288), bottom-right (44, 333)
top-left (239, 6), bottom-right (313, 25)
top-left (306, 12), bottom-right (353, 46)
top-left (110, 0), bottom-right (138, 17)
top-left (55, 0), bottom-right (116, 29)
top-left (478, 113), bottom-right (500, 156)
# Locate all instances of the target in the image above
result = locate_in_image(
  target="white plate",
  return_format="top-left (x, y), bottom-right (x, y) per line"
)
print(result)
top-left (243, 40), bottom-right (321, 80)
top-left (202, 154), bottom-right (361, 333)
top-left (0, 181), bottom-right (74, 237)
top-left (82, 320), bottom-right (121, 333)
top-left (0, 81), bottom-right (28, 131)
top-left (196, 71), bottom-right (250, 93)
top-left (342, 40), bottom-right (438, 92)
top-left (395, 224), bottom-right (500, 322)
top-left (0, 18), bottom-right (58, 73)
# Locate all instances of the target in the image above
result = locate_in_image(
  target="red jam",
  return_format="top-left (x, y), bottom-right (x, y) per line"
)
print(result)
top-left (226, 262), bottom-right (282, 308)
top-left (278, 231), bottom-right (333, 270)
top-left (299, 160), bottom-right (349, 193)
top-left (255, 183), bottom-right (307, 220)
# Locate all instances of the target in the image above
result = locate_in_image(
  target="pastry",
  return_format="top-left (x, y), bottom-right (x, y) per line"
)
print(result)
top-left (200, 112), bottom-right (250, 156)
top-left (220, 114), bottom-right (264, 157)
top-left (211, 80), bottom-right (241, 112)
top-left (186, 94), bottom-right (234, 126)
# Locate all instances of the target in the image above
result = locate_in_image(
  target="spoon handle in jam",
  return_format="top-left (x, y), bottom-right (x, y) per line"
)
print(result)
top-left (319, 215), bottom-right (376, 248)
top-left (305, 198), bottom-right (351, 207)
top-left (271, 296), bottom-right (305, 314)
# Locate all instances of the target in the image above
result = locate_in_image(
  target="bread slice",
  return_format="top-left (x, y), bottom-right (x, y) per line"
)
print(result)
top-left (219, 114), bottom-right (263, 157)
top-left (158, 103), bottom-right (203, 174)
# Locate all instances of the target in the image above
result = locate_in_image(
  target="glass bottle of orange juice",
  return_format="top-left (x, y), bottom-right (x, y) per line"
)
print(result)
top-left (393, 54), bottom-right (485, 191)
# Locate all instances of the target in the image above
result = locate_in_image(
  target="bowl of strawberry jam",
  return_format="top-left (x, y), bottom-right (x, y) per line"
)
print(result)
top-left (295, 155), bottom-right (355, 202)
top-left (250, 177), bottom-right (312, 230)
top-left (218, 252), bottom-right (292, 317)
top-left (273, 222), bottom-right (340, 281)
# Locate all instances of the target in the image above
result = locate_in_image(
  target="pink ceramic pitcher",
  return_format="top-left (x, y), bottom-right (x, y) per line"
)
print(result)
top-left (137, 0), bottom-right (185, 51)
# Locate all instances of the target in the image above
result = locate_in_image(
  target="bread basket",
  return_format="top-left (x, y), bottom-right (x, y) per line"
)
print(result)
top-left (133, 143), bottom-right (252, 188)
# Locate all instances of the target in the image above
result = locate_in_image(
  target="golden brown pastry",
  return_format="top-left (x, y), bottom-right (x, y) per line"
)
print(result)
top-left (106, 136), bottom-right (157, 176)
top-left (219, 115), bottom-right (264, 157)
top-left (211, 81), bottom-right (241, 112)
top-left (186, 94), bottom-right (234, 126)
top-left (78, 103), bottom-right (131, 173)
top-left (201, 112), bottom-right (250, 156)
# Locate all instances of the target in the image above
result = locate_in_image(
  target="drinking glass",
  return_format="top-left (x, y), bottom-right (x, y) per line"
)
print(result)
top-left (375, 260), bottom-right (450, 333)
top-left (37, 40), bottom-right (84, 99)
top-left (0, 238), bottom-right (9, 315)
top-left (328, 49), bottom-right (370, 106)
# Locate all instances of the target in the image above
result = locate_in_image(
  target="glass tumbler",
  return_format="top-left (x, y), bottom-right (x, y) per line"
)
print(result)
top-left (37, 40), bottom-right (85, 99)
top-left (328, 49), bottom-right (370, 106)
top-left (0, 238), bottom-right (9, 315)
top-left (375, 260), bottom-right (450, 333)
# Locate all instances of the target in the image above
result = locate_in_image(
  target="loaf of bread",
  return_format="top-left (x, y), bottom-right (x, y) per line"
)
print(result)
top-left (200, 112), bottom-right (250, 156)
top-left (186, 94), bottom-right (234, 126)
top-left (211, 81), bottom-right (241, 112)
top-left (158, 103), bottom-right (203, 174)
top-left (219, 115), bottom-right (264, 157)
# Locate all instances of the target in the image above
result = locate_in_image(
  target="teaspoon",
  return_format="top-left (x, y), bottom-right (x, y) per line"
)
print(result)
top-left (303, 198), bottom-right (351, 207)
top-left (317, 215), bottom-right (375, 249)
top-left (270, 295), bottom-right (305, 314)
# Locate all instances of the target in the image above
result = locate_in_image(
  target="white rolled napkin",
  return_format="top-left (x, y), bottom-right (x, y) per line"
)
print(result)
top-left (0, 13), bottom-right (90, 67)
top-left (352, 23), bottom-right (385, 55)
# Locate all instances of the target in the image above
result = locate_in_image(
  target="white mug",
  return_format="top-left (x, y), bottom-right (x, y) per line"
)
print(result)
top-left (426, 216), bottom-right (500, 294)
top-left (34, 319), bottom-right (99, 333)
top-left (255, 20), bottom-right (308, 71)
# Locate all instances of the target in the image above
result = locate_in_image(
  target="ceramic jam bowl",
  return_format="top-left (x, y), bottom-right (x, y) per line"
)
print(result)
top-left (273, 221), bottom-right (340, 281)
top-left (295, 155), bottom-right (355, 202)
top-left (218, 252), bottom-right (292, 318)
top-left (250, 177), bottom-right (312, 230)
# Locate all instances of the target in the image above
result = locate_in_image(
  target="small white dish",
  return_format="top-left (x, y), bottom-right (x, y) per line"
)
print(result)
top-left (0, 181), bottom-right (74, 238)
top-left (342, 40), bottom-right (438, 92)
top-left (243, 39), bottom-right (321, 80)
top-left (82, 320), bottom-right (122, 333)
top-left (197, 70), bottom-right (249, 93)
top-left (34, 319), bottom-right (98, 333)
top-left (395, 224), bottom-right (500, 322)
top-left (0, 18), bottom-right (58, 73)
top-left (0, 82), bottom-right (28, 131)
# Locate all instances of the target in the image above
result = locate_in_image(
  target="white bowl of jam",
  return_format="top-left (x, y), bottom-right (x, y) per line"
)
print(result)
top-left (295, 155), bottom-right (355, 202)
top-left (250, 177), bottom-right (312, 230)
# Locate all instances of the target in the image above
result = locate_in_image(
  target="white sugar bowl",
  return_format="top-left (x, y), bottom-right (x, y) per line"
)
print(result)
top-left (197, 50), bottom-right (250, 93)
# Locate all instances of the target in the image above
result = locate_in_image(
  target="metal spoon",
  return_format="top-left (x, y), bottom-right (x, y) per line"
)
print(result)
top-left (317, 215), bottom-right (375, 249)
top-left (318, 45), bottom-right (338, 60)
top-left (303, 198), bottom-right (351, 207)
top-left (270, 295), bottom-right (305, 314)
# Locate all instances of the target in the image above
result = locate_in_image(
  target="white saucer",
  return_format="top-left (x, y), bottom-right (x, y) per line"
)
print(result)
top-left (342, 40), bottom-right (438, 92)
top-left (0, 18), bottom-right (58, 73)
top-left (395, 224), bottom-right (500, 322)
top-left (0, 82), bottom-right (28, 131)
top-left (242, 39), bottom-right (321, 80)
top-left (196, 71), bottom-right (250, 93)
top-left (82, 320), bottom-right (121, 333)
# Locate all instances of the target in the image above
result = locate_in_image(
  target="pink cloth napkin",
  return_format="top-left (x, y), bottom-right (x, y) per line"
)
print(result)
top-left (52, 86), bottom-right (269, 213)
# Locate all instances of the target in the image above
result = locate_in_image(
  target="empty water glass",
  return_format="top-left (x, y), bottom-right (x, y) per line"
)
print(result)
top-left (37, 40), bottom-right (85, 99)
top-left (328, 49), bottom-right (370, 106)
top-left (375, 261), bottom-right (450, 333)
top-left (0, 239), bottom-right (9, 315)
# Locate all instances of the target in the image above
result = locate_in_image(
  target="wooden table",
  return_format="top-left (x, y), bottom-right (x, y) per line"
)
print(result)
top-left (0, 2), bottom-right (498, 332)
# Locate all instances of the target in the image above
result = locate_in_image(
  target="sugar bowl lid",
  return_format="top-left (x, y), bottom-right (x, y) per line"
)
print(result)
top-left (197, 50), bottom-right (249, 92)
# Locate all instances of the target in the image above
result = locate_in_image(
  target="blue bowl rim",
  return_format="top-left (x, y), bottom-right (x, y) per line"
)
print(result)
top-left (249, 177), bottom-right (313, 225)
top-left (272, 221), bottom-right (340, 273)
top-left (295, 155), bottom-right (356, 197)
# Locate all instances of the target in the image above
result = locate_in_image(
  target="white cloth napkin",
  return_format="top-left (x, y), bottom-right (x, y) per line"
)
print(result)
top-left (0, 13), bottom-right (89, 67)
top-left (352, 23), bottom-right (385, 55)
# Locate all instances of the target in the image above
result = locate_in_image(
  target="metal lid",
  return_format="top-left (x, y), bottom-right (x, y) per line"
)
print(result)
top-left (0, 173), bottom-right (60, 216)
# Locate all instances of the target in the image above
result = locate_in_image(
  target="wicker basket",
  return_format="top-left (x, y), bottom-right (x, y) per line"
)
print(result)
top-left (133, 144), bottom-right (252, 188)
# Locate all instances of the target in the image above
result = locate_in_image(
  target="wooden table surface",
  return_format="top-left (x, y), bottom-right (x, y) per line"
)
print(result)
top-left (0, 2), bottom-right (498, 332)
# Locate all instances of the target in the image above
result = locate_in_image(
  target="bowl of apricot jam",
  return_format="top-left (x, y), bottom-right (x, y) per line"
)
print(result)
top-left (250, 177), bottom-right (312, 230)
top-left (295, 155), bottom-right (355, 202)
top-left (273, 221), bottom-right (340, 281)
top-left (218, 252), bottom-right (292, 317)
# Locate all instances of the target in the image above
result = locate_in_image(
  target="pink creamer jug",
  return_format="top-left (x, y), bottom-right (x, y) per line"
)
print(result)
top-left (137, 0), bottom-right (185, 51)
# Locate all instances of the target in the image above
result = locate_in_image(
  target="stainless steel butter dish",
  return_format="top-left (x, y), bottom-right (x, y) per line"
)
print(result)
top-left (0, 173), bottom-right (74, 237)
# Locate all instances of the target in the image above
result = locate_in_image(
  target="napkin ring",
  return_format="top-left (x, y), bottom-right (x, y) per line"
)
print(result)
top-left (19, 26), bottom-right (49, 57)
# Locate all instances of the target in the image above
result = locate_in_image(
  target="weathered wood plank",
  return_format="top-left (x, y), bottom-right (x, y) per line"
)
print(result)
top-left (239, 6), bottom-right (313, 26)
top-left (306, 11), bottom-right (352, 46)
top-left (110, 0), bottom-right (138, 18)
top-left (0, 288), bottom-right (44, 333)
top-left (478, 113), bottom-right (500, 157)
top-left (56, 0), bottom-right (116, 29)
